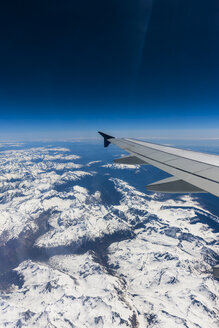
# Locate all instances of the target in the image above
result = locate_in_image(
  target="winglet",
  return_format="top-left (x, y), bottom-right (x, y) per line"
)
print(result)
top-left (98, 131), bottom-right (114, 147)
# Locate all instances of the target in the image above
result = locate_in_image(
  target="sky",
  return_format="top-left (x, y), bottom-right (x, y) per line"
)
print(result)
top-left (0, 0), bottom-right (219, 140)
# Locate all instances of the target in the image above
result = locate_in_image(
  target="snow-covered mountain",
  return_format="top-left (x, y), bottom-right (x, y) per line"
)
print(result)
top-left (0, 143), bottom-right (218, 327)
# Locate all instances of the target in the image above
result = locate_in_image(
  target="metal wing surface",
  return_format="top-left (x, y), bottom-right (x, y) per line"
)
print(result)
top-left (99, 132), bottom-right (219, 197)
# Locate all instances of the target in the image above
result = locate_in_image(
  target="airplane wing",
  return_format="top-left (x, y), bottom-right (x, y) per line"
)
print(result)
top-left (98, 131), bottom-right (219, 198)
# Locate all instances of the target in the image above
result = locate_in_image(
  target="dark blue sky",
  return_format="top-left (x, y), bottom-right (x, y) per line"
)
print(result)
top-left (0, 0), bottom-right (219, 139)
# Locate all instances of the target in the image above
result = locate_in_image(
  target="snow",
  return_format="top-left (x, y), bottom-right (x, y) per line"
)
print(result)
top-left (102, 163), bottom-right (140, 170)
top-left (0, 256), bottom-right (135, 327)
top-left (0, 144), bottom-right (218, 328)
top-left (0, 147), bottom-right (87, 244)
top-left (86, 160), bottom-right (102, 166)
top-left (107, 179), bottom-right (219, 327)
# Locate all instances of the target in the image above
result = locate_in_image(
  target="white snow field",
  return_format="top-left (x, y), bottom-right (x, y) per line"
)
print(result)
top-left (0, 145), bottom-right (218, 327)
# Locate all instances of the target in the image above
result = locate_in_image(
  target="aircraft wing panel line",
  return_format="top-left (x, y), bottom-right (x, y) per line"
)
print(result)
top-left (111, 138), bottom-right (219, 170)
top-left (128, 149), bottom-right (219, 197)
top-left (194, 167), bottom-right (219, 182)
top-left (109, 137), bottom-right (219, 197)
top-left (125, 138), bottom-right (219, 166)
top-left (130, 149), bottom-right (219, 185)
top-left (99, 132), bottom-right (219, 197)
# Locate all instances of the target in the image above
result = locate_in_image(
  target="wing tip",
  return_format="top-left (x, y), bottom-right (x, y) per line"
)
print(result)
top-left (98, 131), bottom-right (114, 147)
